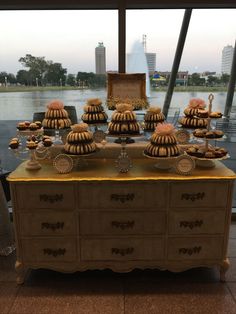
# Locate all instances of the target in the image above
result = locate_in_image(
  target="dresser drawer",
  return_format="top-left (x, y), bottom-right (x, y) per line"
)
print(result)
top-left (81, 237), bottom-right (165, 261)
top-left (78, 181), bottom-right (167, 210)
top-left (168, 237), bottom-right (224, 260)
top-left (21, 238), bottom-right (77, 262)
top-left (170, 181), bottom-right (229, 208)
top-left (19, 212), bottom-right (77, 236)
top-left (15, 183), bottom-right (76, 211)
top-left (169, 210), bottom-right (226, 235)
top-left (80, 211), bottom-right (166, 235)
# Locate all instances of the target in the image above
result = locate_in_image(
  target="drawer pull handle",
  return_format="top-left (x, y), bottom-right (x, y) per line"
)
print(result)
top-left (111, 221), bottom-right (135, 230)
top-left (179, 220), bottom-right (203, 229)
top-left (179, 246), bottom-right (202, 255)
top-left (43, 248), bottom-right (66, 257)
top-left (110, 193), bottom-right (135, 203)
top-left (181, 193), bottom-right (205, 202)
top-left (111, 247), bottom-right (134, 256)
top-left (41, 222), bottom-right (64, 231)
top-left (39, 194), bottom-right (64, 203)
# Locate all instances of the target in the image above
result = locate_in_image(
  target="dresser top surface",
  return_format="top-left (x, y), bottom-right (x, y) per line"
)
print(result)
top-left (8, 159), bottom-right (236, 182)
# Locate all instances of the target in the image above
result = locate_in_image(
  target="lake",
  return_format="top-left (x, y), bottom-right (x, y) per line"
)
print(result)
top-left (0, 88), bottom-right (235, 120)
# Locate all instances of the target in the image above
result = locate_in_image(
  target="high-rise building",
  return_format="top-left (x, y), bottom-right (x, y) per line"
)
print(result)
top-left (145, 52), bottom-right (156, 75)
top-left (221, 45), bottom-right (234, 74)
top-left (95, 42), bottom-right (106, 74)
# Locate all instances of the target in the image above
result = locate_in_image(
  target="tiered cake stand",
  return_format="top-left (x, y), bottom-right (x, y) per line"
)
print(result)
top-left (13, 129), bottom-right (44, 170)
top-left (187, 94), bottom-right (229, 168)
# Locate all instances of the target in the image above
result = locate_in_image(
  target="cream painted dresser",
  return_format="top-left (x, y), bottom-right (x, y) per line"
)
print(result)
top-left (8, 159), bottom-right (236, 284)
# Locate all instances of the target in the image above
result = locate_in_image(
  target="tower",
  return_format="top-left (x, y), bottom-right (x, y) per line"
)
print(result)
top-left (142, 34), bottom-right (156, 75)
top-left (221, 45), bottom-right (234, 74)
top-left (95, 42), bottom-right (106, 75)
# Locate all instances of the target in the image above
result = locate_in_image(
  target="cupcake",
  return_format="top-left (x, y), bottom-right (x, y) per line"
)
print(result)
top-left (29, 123), bottom-right (38, 131)
top-left (9, 138), bottom-right (19, 149)
top-left (43, 138), bottom-right (53, 147)
top-left (26, 140), bottom-right (38, 150)
top-left (17, 122), bottom-right (27, 131)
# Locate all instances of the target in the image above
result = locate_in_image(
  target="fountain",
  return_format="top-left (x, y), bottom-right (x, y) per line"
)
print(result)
top-left (126, 40), bottom-right (150, 98)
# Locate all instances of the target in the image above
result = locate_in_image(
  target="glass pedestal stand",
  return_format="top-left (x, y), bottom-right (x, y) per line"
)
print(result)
top-left (25, 149), bottom-right (41, 170)
top-left (108, 134), bottom-right (142, 173)
top-left (53, 129), bottom-right (63, 145)
top-left (89, 123), bottom-right (108, 143)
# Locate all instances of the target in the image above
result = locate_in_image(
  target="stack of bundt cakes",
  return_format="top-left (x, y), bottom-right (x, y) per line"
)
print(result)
top-left (144, 123), bottom-right (180, 157)
top-left (179, 98), bottom-right (208, 128)
top-left (144, 106), bottom-right (165, 132)
top-left (64, 123), bottom-right (96, 155)
top-left (108, 103), bottom-right (140, 135)
top-left (42, 100), bottom-right (72, 129)
top-left (81, 98), bottom-right (108, 124)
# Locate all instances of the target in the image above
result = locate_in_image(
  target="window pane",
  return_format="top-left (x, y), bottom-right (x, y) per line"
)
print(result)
top-left (0, 10), bottom-right (118, 170)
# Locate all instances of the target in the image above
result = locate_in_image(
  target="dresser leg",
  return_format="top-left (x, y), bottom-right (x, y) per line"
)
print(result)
top-left (15, 260), bottom-right (25, 285)
top-left (219, 258), bottom-right (230, 282)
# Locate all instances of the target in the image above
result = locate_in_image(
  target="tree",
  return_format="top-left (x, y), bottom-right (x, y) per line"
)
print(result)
top-left (76, 72), bottom-right (106, 87)
top-left (0, 72), bottom-right (16, 85)
top-left (44, 62), bottom-right (67, 86)
top-left (189, 73), bottom-right (205, 86)
top-left (221, 73), bottom-right (230, 86)
top-left (0, 72), bottom-right (9, 85)
top-left (8, 73), bottom-right (17, 84)
top-left (66, 74), bottom-right (76, 86)
top-left (207, 75), bottom-right (219, 86)
top-left (16, 70), bottom-right (30, 85)
top-left (19, 54), bottom-right (48, 85)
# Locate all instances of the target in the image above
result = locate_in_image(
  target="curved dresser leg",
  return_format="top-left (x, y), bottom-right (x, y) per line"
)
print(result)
top-left (220, 258), bottom-right (230, 282)
top-left (15, 260), bottom-right (25, 285)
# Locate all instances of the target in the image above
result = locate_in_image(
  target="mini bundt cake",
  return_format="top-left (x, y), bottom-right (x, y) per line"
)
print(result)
top-left (64, 123), bottom-right (96, 155)
top-left (42, 100), bottom-right (72, 129)
top-left (108, 103), bottom-right (140, 135)
top-left (81, 98), bottom-right (108, 124)
top-left (144, 123), bottom-right (180, 157)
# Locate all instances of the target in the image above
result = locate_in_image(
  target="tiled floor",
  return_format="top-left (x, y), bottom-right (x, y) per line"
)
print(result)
top-left (1, 223), bottom-right (236, 314)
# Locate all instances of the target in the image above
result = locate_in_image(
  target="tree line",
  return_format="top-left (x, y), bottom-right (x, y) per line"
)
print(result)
top-left (0, 54), bottom-right (231, 88)
top-left (0, 54), bottom-right (106, 87)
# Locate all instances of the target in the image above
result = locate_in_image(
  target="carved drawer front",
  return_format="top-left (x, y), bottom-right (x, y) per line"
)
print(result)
top-left (170, 181), bottom-right (229, 208)
top-left (168, 237), bottom-right (224, 260)
top-left (21, 238), bottom-right (77, 262)
top-left (169, 210), bottom-right (226, 235)
top-left (81, 237), bottom-right (164, 261)
top-left (19, 212), bottom-right (76, 236)
top-left (15, 183), bottom-right (76, 211)
top-left (80, 212), bottom-right (166, 235)
top-left (77, 181), bottom-right (167, 210)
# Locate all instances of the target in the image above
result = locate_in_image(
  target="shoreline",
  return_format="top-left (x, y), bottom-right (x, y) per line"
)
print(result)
top-left (0, 86), bottom-right (233, 93)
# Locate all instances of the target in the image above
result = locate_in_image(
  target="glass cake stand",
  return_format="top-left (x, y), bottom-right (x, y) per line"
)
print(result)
top-left (88, 122), bottom-right (108, 143)
top-left (143, 152), bottom-right (180, 170)
top-left (107, 133), bottom-right (143, 173)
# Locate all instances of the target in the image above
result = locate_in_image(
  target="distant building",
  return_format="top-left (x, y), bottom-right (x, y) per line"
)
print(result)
top-left (221, 45), bottom-right (234, 74)
top-left (145, 53), bottom-right (156, 75)
top-left (95, 42), bottom-right (106, 75)
top-left (158, 71), bottom-right (189, 85)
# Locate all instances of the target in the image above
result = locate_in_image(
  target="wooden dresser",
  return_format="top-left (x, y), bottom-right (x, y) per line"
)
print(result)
top-left (8, 159), bottom-right (236, 284)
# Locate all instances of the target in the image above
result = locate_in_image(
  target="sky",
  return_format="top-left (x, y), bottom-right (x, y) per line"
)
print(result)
top-left (0, 9), bottom-right (235, 75)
